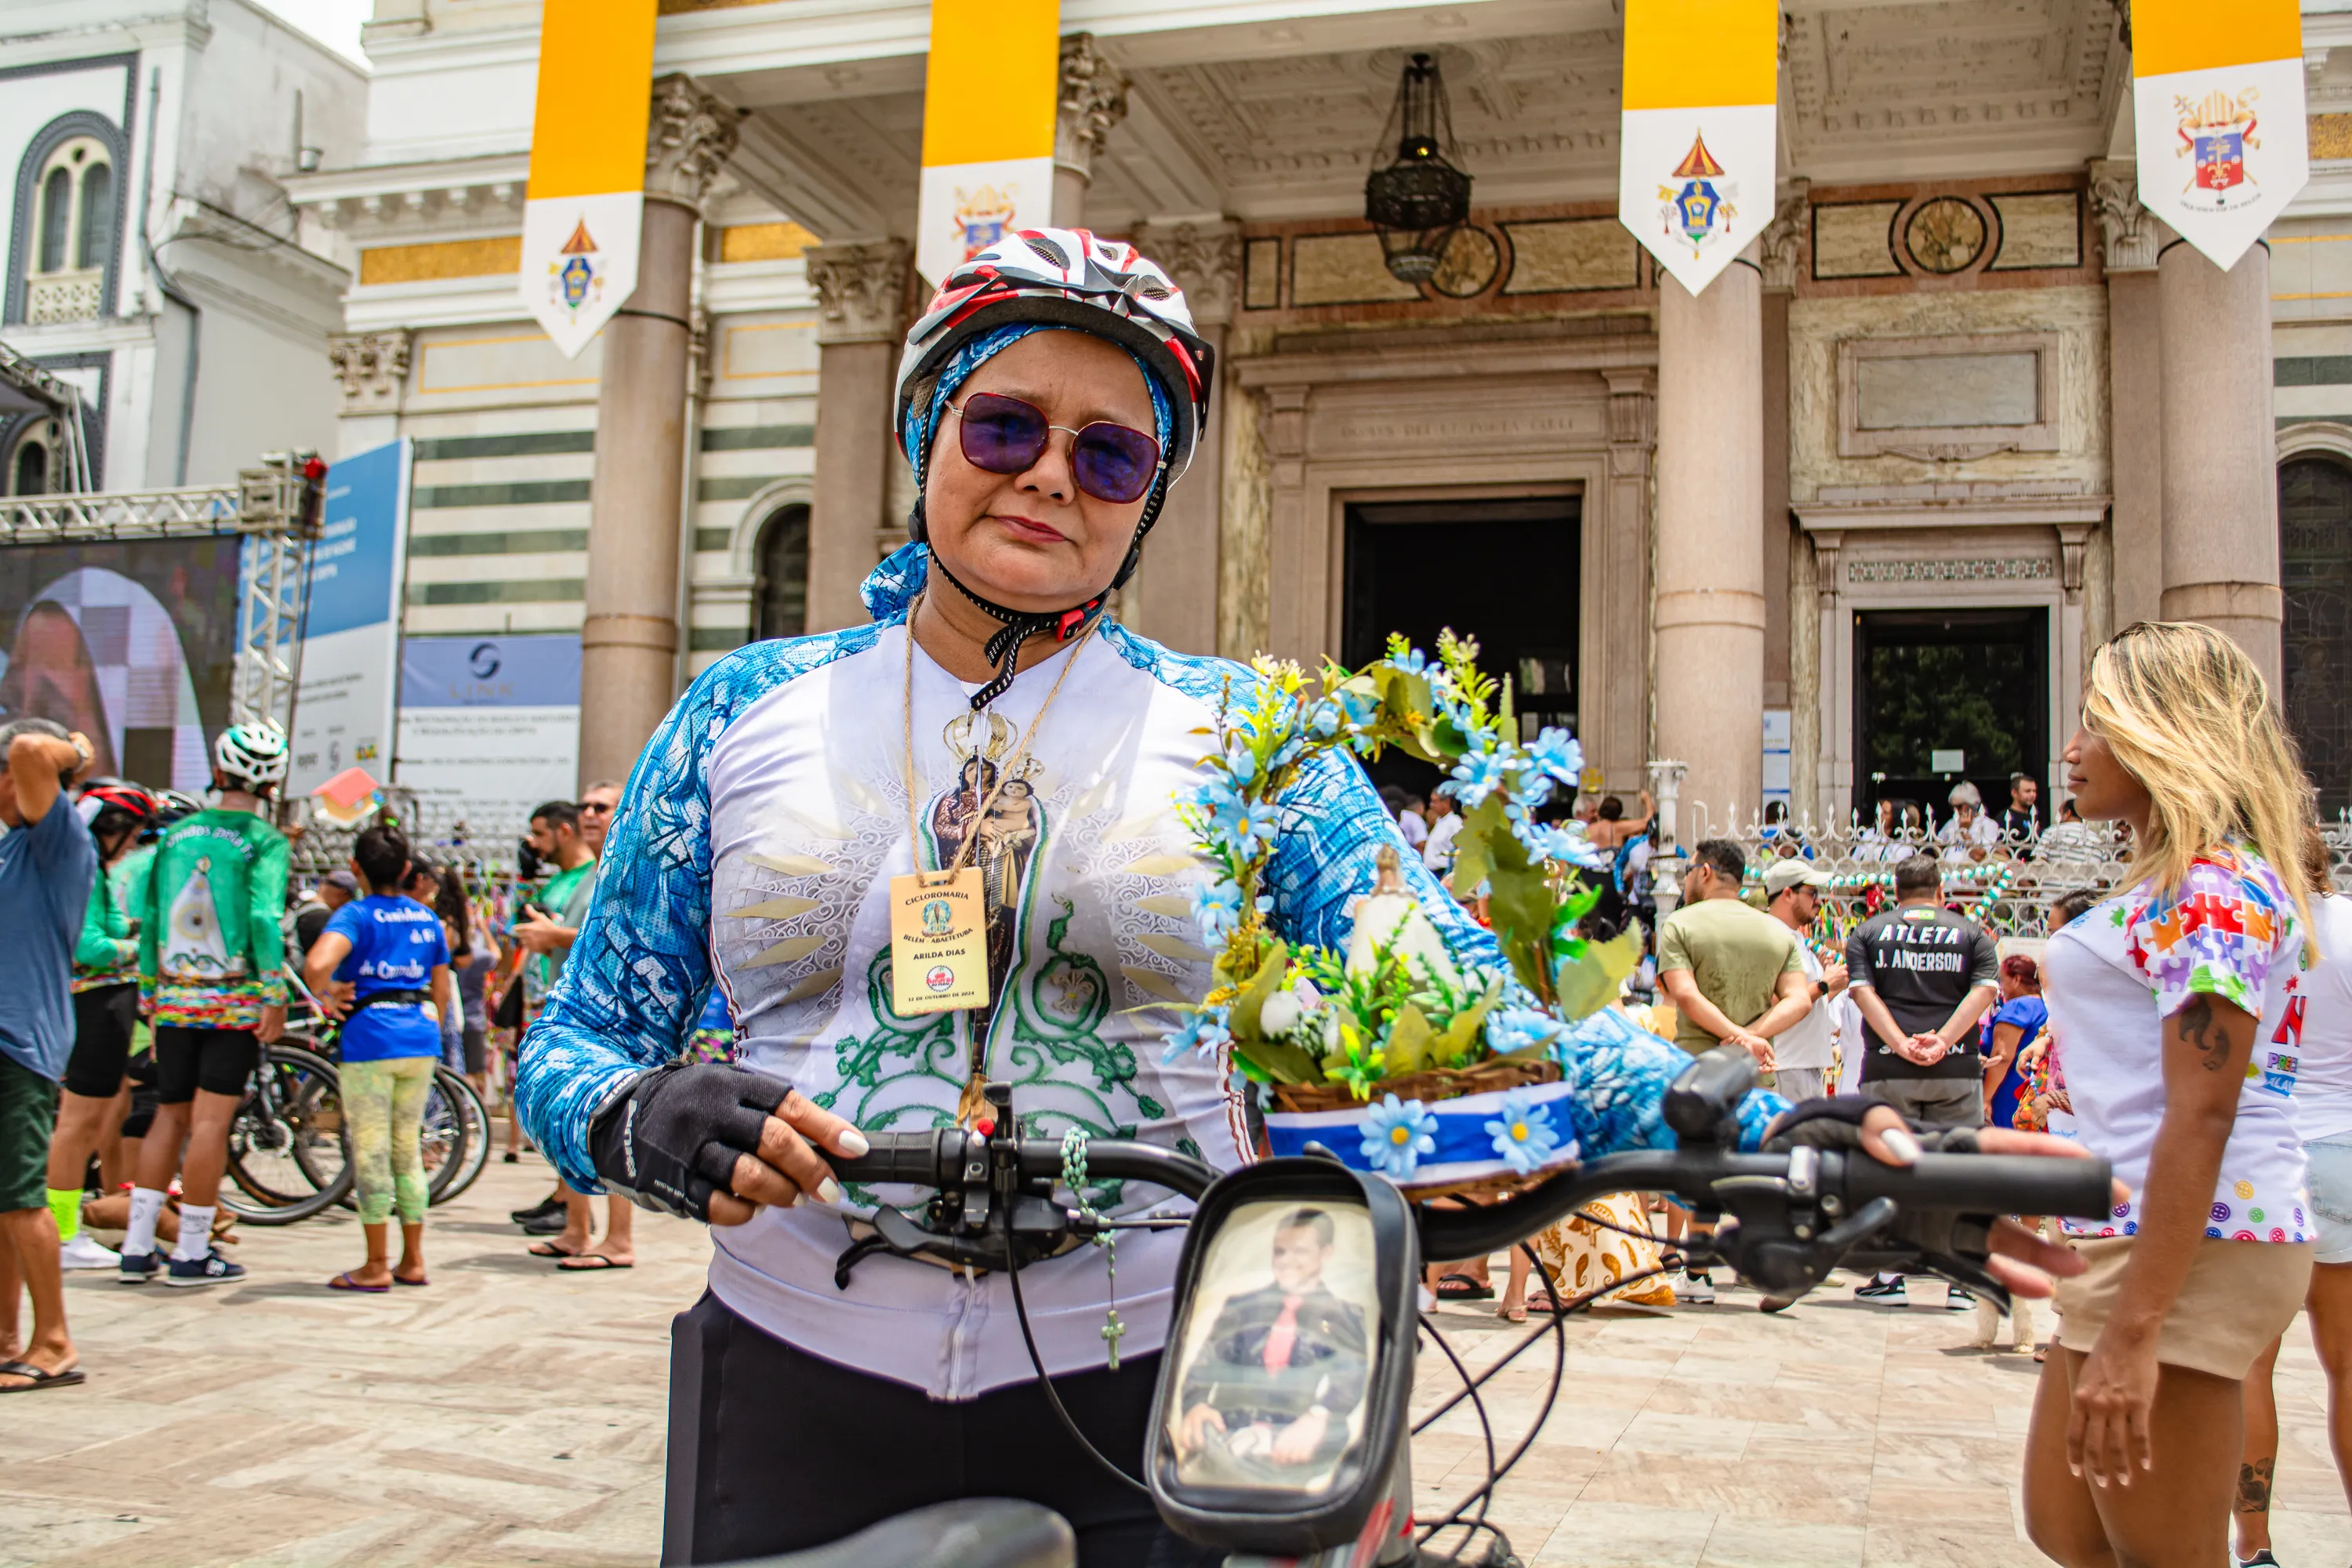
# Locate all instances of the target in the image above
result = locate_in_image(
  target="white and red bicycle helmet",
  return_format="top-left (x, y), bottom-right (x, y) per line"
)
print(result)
top-left (895, 227), bottom-right (1214, 481)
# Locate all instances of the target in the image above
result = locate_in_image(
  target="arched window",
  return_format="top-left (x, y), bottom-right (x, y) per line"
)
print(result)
top-left (24, 137), bottom-right (112, 324)
top-left (2279, 456), bottom-right (2352, 817)
top-left (753, 503), bottom-right (810, 641)
top-left (11, 434), bottom-right (49, 497)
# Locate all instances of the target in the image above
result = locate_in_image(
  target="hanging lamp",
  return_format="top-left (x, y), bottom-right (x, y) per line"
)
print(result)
top-left (1363, 52), bottom-right (1473, 284)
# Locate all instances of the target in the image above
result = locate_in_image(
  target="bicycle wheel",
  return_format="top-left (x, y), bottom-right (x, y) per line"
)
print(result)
top-left (222, 1045), bottom-right (352, 1225)
top-left (423, 1068), bottom-right (490, 1204)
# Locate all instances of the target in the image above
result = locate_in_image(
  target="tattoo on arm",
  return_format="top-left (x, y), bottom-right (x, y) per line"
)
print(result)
top-left (2235, 1457), bottom-right (2273, 1515)
top-left (2179, 995), bottom-right (2230, 1072)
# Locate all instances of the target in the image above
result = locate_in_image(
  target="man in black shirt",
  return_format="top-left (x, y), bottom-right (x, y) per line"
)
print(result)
top-left (1844, 855), bottom-right (2001, 1305)
top-left (1999, 772), bottom-right (2042, 848)
top-left (1844, 855), bottom-right (2000, 1128)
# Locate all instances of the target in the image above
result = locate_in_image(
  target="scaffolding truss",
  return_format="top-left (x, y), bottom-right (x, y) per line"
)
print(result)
top-left (0, 452), bottom-right (324, 731)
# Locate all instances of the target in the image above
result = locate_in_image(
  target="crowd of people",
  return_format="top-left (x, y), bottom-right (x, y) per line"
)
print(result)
top-left (0, 696), bottom-right (666, 1388)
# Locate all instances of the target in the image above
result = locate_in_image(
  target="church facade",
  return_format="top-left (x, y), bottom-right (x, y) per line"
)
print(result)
top-left (273, 0), bottom-right (2352, 829)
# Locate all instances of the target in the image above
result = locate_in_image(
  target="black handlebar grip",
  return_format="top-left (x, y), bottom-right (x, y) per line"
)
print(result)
top-left (1663, 1046), bottom-right (1760, 1141)
top-left (1840, 1150), bottom-right (2114, 1222)
top-left (1017, 1139), bottom-right (1222, 1202)
top-left (826, 1129), bottom-right (964, 1188)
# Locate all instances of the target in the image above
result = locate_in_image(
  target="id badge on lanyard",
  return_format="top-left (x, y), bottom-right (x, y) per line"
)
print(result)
top-left (887, 867), bottom-right (989, 1015)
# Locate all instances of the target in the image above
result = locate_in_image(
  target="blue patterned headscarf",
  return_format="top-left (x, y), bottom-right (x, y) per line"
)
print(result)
top-left (901, 322), bottom-right (1174, 492)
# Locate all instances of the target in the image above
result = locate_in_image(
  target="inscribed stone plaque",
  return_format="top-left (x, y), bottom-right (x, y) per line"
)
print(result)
top-left (1856, 351), bottom-right (2041, 430)
top-left (1987, 193), bottom-right (2082, 270)
top-left (1290, 233), bottom-right (1421, 306)
top-left (1501, 219), bottom-right (1639, 293)
top-left (415, 331), bottom-right (603, 396)
top-left (1812, 201), bottom-right (1904, 279)
top-left (1243, 238), bottom-right (1282, 310)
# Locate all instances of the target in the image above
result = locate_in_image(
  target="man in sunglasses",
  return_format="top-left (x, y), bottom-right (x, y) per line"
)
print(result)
top-left (514, 228), bottom-right (2083, 1564)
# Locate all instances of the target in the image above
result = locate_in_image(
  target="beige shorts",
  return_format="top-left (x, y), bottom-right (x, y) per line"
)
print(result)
top-left (2054, 1236), bottom-right (2314, 1380)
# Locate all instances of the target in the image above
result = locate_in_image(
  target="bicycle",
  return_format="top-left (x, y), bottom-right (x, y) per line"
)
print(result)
top-left (721, 1047), bottom-right (2112, 1568)
top-left (220, 1040), bottom-right (352, 1225)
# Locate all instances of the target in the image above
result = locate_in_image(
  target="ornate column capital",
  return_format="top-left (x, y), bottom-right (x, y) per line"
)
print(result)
top-left (806, 239), bottom-right (912, 345)
top-left (1758, 179), bottom-right (1810, 292)
top-left (1055, 33), bottom-right (1131, 185)
top-left (646, 74), bottom-right (742, 209)
top-left (1601, 365), bottom-right (1657, 477)
top-left (2088, 160), bottom-right (2162, 274)
top-left (326, 330), bottom-right (412, 414)
top-left (1131, 220), bottom-right (1240, 325)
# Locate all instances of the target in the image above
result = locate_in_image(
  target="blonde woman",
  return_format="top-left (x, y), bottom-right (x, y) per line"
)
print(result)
top-left (2024, 622), bottom-right (2321, 1568)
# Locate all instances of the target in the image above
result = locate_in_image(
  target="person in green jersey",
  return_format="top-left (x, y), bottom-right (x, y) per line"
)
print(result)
top-left (45, 782), bottom-right (159, 1271)
top-left (119, 723), bottom-right (292, 1287)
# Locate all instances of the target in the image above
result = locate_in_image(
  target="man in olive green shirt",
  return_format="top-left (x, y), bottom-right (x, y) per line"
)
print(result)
top-left (1655, 839), bottom-right (1813, 1066)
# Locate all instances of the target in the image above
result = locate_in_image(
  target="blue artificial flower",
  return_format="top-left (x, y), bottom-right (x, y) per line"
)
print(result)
top-left (1527, 728), bottom-right (1584, 788)
top-left (1336, 687), bottom-right (1378, 727)
top-left (1191, 880), bottom-right (1244, 941)
top-left (1486, 1007), bottom-right (1565, 1057)
top-left (1484, 1089), bottom-right (1561, 1175)
top-left (1184, 777), bottom-right (1240, 818)
top-left (1518, 819), bottom-right (1610, 871)
top-left (1225, 744), bottom-right (1259, 787)
top-left (1162, 1010), bottom-right (1232, 1065)
top-left (1446, 749), bottom-right (1509, 808)
top-left (1359, 1094), bottom-right (1439, 1178)
top-left (1387, 647), bottom-right (1429, 677)
top-left (1308, 699), bottom-right (1342, 739)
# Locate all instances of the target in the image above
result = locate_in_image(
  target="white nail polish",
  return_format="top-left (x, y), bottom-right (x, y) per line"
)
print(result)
top-left (1882, 1128), bottom-right (1923, 1164)
top-left (836, 1128), bottom-right (871, 1157)
top-left (816, 1177), bottom-right (844, 1206)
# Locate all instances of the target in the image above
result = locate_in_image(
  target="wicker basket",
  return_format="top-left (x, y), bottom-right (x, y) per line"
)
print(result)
top-left (1268, 1056), bottom-right (1561, 1116)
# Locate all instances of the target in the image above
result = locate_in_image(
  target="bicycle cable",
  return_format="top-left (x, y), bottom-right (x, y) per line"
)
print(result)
top-left (1003, 1200), bottom-right (1153, 1496)
top-left (1413, 1305), bottom-right (1501, 1551)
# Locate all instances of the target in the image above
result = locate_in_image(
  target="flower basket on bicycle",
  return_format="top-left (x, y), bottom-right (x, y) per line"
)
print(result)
top-left (1170, 634), bottom-right (1639, 1198)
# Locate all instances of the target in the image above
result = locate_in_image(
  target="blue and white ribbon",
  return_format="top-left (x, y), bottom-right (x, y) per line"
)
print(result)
top-left (1265, 1080), bottom-right (1582, 1189)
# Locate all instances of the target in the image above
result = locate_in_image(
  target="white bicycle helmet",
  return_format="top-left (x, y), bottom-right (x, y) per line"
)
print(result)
top-left (895, 227), bottom-right (1213, 479)
top-left (213, 720), bottom-right (290, 789)
top-left (895, 228), bottom-right (1218, 704)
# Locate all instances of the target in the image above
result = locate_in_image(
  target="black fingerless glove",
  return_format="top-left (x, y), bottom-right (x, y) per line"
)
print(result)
top-left (1762, 1096), bottom-right (2004, 1298)
top-left (1762, 1094), bottom-right (1980, 1156)
top-left (589, 1061), bottom-right (796, 1221)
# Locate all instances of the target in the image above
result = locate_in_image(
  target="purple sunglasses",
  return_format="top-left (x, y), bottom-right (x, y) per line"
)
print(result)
top-left (946, 392), bottom-right (1163, 505)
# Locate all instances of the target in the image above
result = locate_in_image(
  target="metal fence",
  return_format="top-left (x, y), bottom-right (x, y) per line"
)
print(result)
top-left (1697, 818), bottom-right (2352, 942)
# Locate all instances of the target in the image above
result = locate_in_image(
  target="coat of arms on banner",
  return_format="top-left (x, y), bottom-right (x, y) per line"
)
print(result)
top-left (2176, 88), bottom-right (2263, 210)
top-left (548, 219), bottom-right (606, 318)
top-left (951, 184), bottom-right (1019, 266)
top-left (1656, 132), bottom-right (1737, 256)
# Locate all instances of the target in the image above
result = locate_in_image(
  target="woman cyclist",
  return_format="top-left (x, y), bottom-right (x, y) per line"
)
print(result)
top-left (517, 230), bottom-right (2082, 1566)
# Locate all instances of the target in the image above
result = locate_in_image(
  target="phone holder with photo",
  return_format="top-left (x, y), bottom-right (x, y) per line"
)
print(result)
top-left (1145, 1157), bottom-right (1421, 1555)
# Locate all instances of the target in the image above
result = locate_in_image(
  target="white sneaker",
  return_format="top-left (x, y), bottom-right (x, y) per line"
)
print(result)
top-left (58, 1232), bottom-right (120, 1270)
top-left (1677, 1270), bottom-right (1716, 1305)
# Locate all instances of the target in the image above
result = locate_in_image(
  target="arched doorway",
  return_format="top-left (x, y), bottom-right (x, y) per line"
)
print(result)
top-left (2280, 456), bottom-right (2352, 816)
top-left (753, 503), bottom-right (809, 641)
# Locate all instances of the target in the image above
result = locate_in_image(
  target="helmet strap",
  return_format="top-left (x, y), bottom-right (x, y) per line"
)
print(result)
top-left (911, 477), bottom-right (1170, 710)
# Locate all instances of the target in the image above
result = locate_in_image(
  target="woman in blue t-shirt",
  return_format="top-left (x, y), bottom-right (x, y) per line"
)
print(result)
top-left (1981, 953), bottom-right (2049, 1131)
top-left (303, 824), bottom-right (452, 1292)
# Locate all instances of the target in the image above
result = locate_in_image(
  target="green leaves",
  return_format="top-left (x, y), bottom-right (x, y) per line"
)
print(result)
top-left (1226, 941), bottom-right (1319, 1085)
top-left (1552, 931), bottom-right (1642, 1024)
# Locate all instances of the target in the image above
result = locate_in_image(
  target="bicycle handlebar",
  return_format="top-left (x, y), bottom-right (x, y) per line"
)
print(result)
top-left (829, 1128), bottom-right (1221, 1200)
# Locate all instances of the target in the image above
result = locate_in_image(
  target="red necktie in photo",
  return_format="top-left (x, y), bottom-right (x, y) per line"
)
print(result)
top-left (1261, 1294), bottom-right (1302, 1371)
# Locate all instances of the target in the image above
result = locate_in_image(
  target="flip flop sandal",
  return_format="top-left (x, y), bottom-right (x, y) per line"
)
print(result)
top-left (526, 1240), bottom-right (581, 1258)
top-left (1499, 1302), bottom-right (1529, 1323)
top-left (393, 1275), bottom-right (429, 1287)
top-left (328, 1272), bottom-right (389, 1294)
top-left (556, 1254), bottom-right (633, 1272)
top-left (1435, 1272), bottom-right (1494, 1301)
top-left (0, 1359), bottom-right (85, 1393)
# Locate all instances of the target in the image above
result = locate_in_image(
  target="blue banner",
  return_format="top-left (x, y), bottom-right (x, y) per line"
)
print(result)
top-left (307, 440), bottom-right (408, 639)
top-left (400, 633), bottom-right (582, 709)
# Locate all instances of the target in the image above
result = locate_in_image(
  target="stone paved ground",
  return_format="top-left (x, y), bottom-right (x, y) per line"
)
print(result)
top-left (4, 1156), bottom-right (2342, 1566)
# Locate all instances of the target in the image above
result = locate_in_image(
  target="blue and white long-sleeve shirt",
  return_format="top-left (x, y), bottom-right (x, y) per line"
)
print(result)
top-left (518, 543), bottom-right (1711, 1398)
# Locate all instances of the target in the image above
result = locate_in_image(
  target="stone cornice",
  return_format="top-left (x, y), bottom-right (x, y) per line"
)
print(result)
top-left (1234, 330), bottom-right (1658, 390)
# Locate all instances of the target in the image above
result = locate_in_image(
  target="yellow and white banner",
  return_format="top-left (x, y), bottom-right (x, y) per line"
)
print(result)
top-left (1618, 0), bottom-right (1779, 295)
top-left (519, 0), bottom-right (659, 358)
top-left (2132, 0), bottom-right (2306, 271)
top-left (916, 0), bottom-right (1060, 289)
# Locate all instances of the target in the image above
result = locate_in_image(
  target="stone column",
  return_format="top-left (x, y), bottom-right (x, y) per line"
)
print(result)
top-left (326, 330), bottom-right (409, 459)
top-left (1756, 183), bottom-right (1806, 717)
top-left (1653, 259), bottom-right (1766, 844)
top-left (2090, 162), bottom-right (2162, 633)
top-left (1596, 367), bottom-right (1656, 794)
top-left (2158, 238), bottom-right (2284, 690)
top-left (578, 75), bottom-right (738, 788)
top-left (1053, 34), bottom-right (1129, 227)
top-left (804, 238), bottom-right (912, 633)
top-left (1128, 220), bottom-right (1236, 653)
